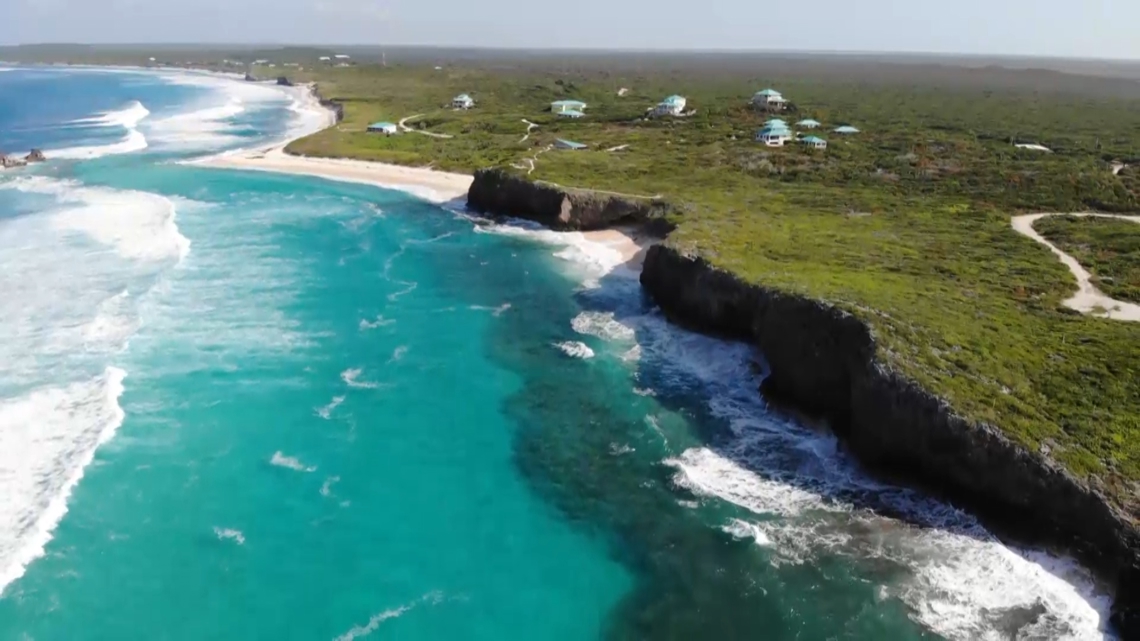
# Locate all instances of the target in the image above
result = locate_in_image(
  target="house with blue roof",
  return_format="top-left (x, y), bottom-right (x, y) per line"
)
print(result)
top-left (366, 122), bottom-right (398, 135)
top-left (452, 93), bottom-right (475, 109)
top-left (752, 88), bottom-right (787, 111)
top-left (797, 119), bottom-right (821, 129)
top-left (801, 135), bottom-right (827, 149)
top-left (756, 123), bottom-right (793, 146)
top-left (551, 100), bottom-right (588, 115)
top-left (653, 94), bottom-right (687, 116)
top-left (833, 125), bottom-right (861, 134)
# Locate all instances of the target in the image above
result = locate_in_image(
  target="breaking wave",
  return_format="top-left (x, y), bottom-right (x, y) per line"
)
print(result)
top-left (51, 100), bottom-right (150, 159)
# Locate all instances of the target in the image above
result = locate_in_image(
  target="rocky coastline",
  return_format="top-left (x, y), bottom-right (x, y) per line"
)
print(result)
top-left (1, 148), bottom-right (46, 168)
top-left (464, 167), bottom-right (1140, 637)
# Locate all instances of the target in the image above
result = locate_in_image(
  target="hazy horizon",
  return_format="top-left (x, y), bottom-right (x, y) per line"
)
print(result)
top-left (3, 0), bottom-right (1137, 61)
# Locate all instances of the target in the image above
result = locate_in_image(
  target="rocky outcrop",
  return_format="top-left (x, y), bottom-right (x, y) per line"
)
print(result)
top-left (1, 152), bottom-right (27, 168)
top-left (309, 84), bottom-right (344, 123)
top-left (25, 149), bottom-right (45, 162)
top-left (466, 168), bottom-right (672, 231)
top-left (276, 76), bottom-right (293, 87)
top-left (639, 244), bottom-right (1140, 637)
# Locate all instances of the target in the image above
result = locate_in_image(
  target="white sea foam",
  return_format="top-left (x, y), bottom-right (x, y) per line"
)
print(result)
top-left (270, 451), bottom-right (316, 473)
top-left (213, 527), bottom-right (245, 545)
top-left (571, 311), bottom-right (636, 342)
top-left (316, 395), bottom-right (346, 420)
top-left (341, 368), bottom-right (381, 390)
top-left (473, 220), bottom-right (626, 287)
top-left (1, 176), bottom-right (190, 263)
top-left (320, 476), bottom-right (340, 497)
top-left (145, 98), bottom-right (246, 150)
top-left (359, 315), bottom-right (395, 330)
top-left (333, 592), bottom-right (444, 641)
top-left (51, 100), bottom-right (150, 159)
top-left (387, 346), bottom-right (409, 363)
top-left (0, 367), bottom-right (127, 595)
top-left (554, 341), bottom-right (595, 359)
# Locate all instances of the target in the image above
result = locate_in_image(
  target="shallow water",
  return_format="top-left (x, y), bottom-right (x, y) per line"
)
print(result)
top-left (0, 66), bottom-right (1118, 640)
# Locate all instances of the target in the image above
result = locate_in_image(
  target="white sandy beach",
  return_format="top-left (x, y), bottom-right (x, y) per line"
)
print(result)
top-left (197, 80), bottom-right (648, 267)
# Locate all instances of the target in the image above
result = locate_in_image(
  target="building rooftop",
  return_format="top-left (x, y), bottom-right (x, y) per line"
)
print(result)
top-left (758, 124), bottom-right (792, 135)
top-left (552, 99), bottom-right (587, 106)
top-left (833, 125), bottom-right (861, 133)
top-left (662, 94), bottom-right (686, 104)
top-left (797, 119), bottom-right (822, 126)
top-left (556, 139), bottom-right (588, 149)
top-left (369, 122), bottom-right (397, 129)
top-left (755, 88), bottom-right (783, 97)
top-left (801, 136), bottom-right (827, 144)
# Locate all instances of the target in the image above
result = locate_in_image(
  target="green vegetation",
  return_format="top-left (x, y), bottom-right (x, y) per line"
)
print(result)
top-left (1036, 215), bottom-right (1140, 304)
top-left (5, 47), bottom-right (1138, 515)
top-left (283, 63), bottom-right (1140, 513)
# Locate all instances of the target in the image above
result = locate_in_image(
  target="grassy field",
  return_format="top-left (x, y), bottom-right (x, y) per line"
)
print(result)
top-left (279, 62), bottom-right (1140, 513)
top-left (5, 47), bottom-right (1138, 516)
top-left (1036, 215), bottom-right (1140, 304)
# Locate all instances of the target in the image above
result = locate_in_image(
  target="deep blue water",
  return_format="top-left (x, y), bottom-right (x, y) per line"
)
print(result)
top-left (0, 66), bottom-right (1117, 641)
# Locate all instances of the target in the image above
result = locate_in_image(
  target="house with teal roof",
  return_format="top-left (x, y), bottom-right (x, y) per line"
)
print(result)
top-left (756, 123), bottom-right (793, 146)
top-left (752, 88), bottom-right (787, 111)
top-left (801, 135), bottom-right (827, 149)
top-left (797, 119), bottom-right (821, 129)
top-left (366, 121), bottom-right (398, 135)
top-left (833, 125), bottom-right (861, 134)
top-left (555, 139), bottom-right (588, 150)
top-left (653, 94), bottom-right (688, 116)
top-left (452, 93), bottom-right (475, 109)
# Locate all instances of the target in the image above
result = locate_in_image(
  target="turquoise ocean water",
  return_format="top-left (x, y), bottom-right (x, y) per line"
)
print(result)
top-left (0, 66), bottom-right (1119, 640)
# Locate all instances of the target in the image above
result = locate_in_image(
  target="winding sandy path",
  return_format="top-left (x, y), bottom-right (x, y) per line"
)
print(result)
top-left (398, 114), bottom-right (454, 139)
top-left (519, 119), bottom-right (538, 143)
top-left (1011, 213), bottom-right (1140, 321)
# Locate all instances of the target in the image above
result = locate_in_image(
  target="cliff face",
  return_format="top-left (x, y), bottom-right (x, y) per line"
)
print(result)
top-left (466, 168), bottom-right (668, 231)
top-left (639, 244), bottom-right (1140, 635)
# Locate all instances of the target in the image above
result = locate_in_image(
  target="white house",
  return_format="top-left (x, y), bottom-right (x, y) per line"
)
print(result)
top-left (752, 88), bottom-right (787, 111)
top-left (319, 56), bottom-right (331, 62)
top-left (367, 122), bottom-right (398, 135)
top-left (453, 93), bottom-right (475, 109)
top-left (335, 54), bottom-right (351, 60)
top-left (653, 95), bottom-right (687, 116)
top-left (756, 124), bottom-right (793, 147)
top-left (551, 100), bottom-right (588, 114)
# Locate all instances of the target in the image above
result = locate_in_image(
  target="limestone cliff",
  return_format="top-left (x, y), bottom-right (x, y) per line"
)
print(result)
top-left (466, 168), bottom-right (672, 231)
top-left (639, 244), bottom-right (1140, 636)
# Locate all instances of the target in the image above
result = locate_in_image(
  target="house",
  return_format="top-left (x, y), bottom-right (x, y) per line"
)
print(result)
top-left (555, 139), bottom-right (588, 150)
top-left (551, 100), bottom-right (588, 114)
top-left (253, 59), bottom-right (269, 65)
top-left (797, 119), bottom-right (821, 129)
top-left (452, 93), bottom-right (475, 109)
top-left (833, 125), bottom-right (861, 134)
top-left (752, 88), bottom-right (787, 111)
top-left (801, 135), bottom-right (828, 149)
top-left (367, 122), bottom-right (398, 135)
top-left (764, 118), bottom-right (788, 126)
top-left (319, 56), bottom-right (331, 62)
top-left (756, 123), bottom-right (793, 146)
top-left (653, 94), bottom-right (687, 116)
top-left (557, 110), bottom-right (585, 119)
top-left (335, 54), bottom-right (351, 60)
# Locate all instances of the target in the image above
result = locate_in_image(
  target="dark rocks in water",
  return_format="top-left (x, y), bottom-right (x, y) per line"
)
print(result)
top-left (25, 149), bottom-right (45, 162)
top-left (637, 243), bottom-right (1140, 637)
top-left (244, 73), bottom-right (256, 82)
top-left (276, 76), bottom-right (292, 87)
top-left (1, 152), bottom-right (28, 168)
top-left (466, 167), bottom-right (675, 231)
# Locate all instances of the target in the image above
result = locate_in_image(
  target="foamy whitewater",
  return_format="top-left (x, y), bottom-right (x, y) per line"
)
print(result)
top-left (0, 65), bottom-right (1119, 641)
